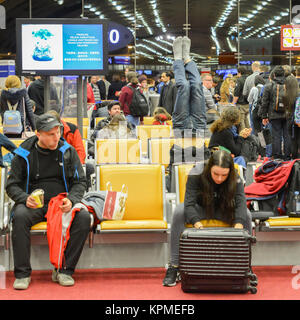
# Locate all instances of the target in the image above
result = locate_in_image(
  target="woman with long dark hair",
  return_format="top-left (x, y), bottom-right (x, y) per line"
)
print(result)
top-left (163, 149), bottom-right (251, 287)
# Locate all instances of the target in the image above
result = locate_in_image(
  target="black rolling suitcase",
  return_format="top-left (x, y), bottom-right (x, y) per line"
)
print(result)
top-left (179, 228), bottom-right (258, 294)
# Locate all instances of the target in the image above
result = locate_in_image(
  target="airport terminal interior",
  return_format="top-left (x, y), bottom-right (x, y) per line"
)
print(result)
top-left (0, 0), bottom-right (299, 302)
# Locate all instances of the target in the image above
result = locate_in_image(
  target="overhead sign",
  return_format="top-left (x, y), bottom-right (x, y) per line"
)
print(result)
top-left (281, 25), bottom-right (300, 51)
top-left (108, 21), bottom-right (133, 52)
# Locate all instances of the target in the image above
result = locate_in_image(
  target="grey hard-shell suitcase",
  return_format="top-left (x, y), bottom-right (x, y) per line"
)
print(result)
top-left (179, 228), bottom-right (258, 294)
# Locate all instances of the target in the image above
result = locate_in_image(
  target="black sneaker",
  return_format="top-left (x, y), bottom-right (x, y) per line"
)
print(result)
top-left (163, 265), bottom-right (180, 287)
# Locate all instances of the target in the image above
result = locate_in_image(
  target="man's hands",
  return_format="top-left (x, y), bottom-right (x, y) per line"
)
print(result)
top-left (26, 195), bottom-right (39, 209)
top-left (26, 196), bottom-right (72, 213)
top-left (60, 198), bottom-right (72, 213)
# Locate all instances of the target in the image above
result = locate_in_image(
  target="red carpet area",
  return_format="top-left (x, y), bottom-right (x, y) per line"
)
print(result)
top-left (0, 266), bottom-right (300, 300)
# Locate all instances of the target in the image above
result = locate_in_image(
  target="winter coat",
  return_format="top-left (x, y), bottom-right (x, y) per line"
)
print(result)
top-left (0, 88), bottom-right (36, 131)
top-left (184, 163), bottom-right (247, 227)
top-left (6, 136), bottom-right (86, 207)
top-left (107, 81), bottom-right (125, 100)
top-left (158, 81), bottom-right (177, 115)
top-left (27, 79), bottom-right (60, 115)
top-left (119, 83), bottom-right (138, 116)
top-left (61, 120), bottom-right (86, 164)
top-left (245, 159), bottom-right (298, 200)
top-left (208, 128), bottom-right (243, 156)
top-left (90, 115), bottom-right (135, 142)
top-left (81, 191), bottom-right (106, 221)
top-left (96, 125), bottom-right (136, 139)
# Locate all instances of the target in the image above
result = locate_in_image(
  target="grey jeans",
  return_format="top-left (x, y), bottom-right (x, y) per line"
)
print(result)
top-left (169, 203), bottom-right (252, 266)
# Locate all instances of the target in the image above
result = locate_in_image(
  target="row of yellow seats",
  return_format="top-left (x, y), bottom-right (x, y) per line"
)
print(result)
top-left (94, 137), bottom-right (207, 166)
top-left (32, 164), bottom-right (168, 232)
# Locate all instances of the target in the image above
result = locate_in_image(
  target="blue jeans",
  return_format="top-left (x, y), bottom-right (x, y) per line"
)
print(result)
top-left (172, 60), bottom-right (206, 133)
top-left (126, 115), bottom-right (140, 128)
top-left (270, 118), bottom-right (291, 160)
top-left (0, 133), bottom-right (17, 166)
top-left (265, 123), bottom-right (272, 158)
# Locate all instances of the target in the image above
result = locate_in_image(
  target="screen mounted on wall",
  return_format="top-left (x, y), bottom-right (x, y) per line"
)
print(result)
top-left (16, 18), bottom-right (108, 76)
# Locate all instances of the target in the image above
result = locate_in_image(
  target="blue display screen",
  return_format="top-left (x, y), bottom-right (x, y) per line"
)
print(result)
top-left (19, 20), bottom-right (107, 75)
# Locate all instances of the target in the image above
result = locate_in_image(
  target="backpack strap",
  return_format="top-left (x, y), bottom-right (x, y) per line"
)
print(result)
top-left (275, 84), bottom-right (279, 112)
top-left (7, 100), bottom-right (18, 111)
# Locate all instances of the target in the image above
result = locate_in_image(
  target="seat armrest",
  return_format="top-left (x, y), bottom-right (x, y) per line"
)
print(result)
top-left (251, 211), bottom-right (275, 221)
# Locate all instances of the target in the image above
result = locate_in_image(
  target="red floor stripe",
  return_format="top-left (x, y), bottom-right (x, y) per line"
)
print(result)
top-left (0, 266), bottom-right (299, 300)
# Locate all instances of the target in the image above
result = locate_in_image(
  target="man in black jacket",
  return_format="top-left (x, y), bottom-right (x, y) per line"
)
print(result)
top-left (6, 114), bottom-right (90, 290)
top-left (233, 66), bottom-right (249, 131)
top-left (260, 65), bottom-right (291, 160)
top-left (27, 76), bottom-right (60, 115)
top-left (158, 71), bottom-right (177, 115)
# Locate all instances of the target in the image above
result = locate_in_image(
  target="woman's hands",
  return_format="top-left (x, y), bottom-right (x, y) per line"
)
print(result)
top-left (239, 128), bottom-right (252, 138)
top-left (194, 221), bottom-right (203, 229)
top-left (234, 223), bottom-right (243, 229)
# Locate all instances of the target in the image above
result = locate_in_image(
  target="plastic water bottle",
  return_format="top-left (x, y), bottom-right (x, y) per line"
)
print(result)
top-left (294, 191), bottom-right (300, 214)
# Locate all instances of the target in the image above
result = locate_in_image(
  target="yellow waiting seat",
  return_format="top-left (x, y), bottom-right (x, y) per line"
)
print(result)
top-left (62, 117), bottom-right (89, 126)
top-left (1, 139), bottom-right (25, 156)
top-left (96, 164), bottom-right (167, 231)
top-left (263, 217), bottom-right (300, 229)
top-left (174, 163), bottom-right (230, 228)
top-left (95, 139), bottom-right (142, 164)
top-left (82, 126), bottom-right (89, 139)
top-left (95, 117), bottom-right (106, 126)
top-left (149, 137), bottom-right (205, 168)
top-left (136, 125), bottom-right (173, 156)
top-left (143, 117), bottom-right (172, 126)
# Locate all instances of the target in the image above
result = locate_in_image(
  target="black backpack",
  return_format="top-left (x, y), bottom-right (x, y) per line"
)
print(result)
top-left (240, 135), bottom-right (261, 163)
top-left (166, 144), bottom-right (210, 192)
top-left (272, 82), bottom-right (286, 113)
top-left (128, 85), bottom-right (149, 117)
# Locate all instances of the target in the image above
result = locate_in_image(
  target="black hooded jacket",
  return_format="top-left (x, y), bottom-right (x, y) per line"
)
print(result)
top-left (28, 79), bottom-right (59, 115)
top-left (0, 88), bottom-right (36, 131)
top-left (6, 136), bottom-right (86, 207)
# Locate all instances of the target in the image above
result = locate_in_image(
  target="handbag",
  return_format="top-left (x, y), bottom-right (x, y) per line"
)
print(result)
top-left (257, 127), bottom-right (272, 148)
top-left (102, 182), bottom-right (128, 220)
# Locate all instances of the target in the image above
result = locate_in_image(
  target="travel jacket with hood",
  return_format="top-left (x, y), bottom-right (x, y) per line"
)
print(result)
top-left (6, 136), bottom-right (86, 207)
top-left (0, 88), bottom-right (36, 131)
top-left (259, 76), bottom-right (287, 120)
top-left (61, 120), bottom-right (86, 164)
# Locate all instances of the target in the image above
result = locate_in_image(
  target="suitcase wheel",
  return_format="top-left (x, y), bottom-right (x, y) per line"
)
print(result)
top-left (250, 273), bottom-right (258, 282)
top-left (250, 280), bottom-right (258, 287)
top-left (248, 286), bottom-right (257, 294)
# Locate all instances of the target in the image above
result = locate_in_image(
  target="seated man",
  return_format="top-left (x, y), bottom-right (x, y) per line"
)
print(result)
top-left (6, 113), bottom-right (90, 290)
top-left (90, 101), bottom-right (134, 142)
